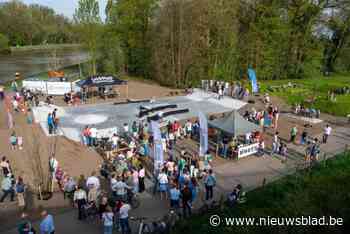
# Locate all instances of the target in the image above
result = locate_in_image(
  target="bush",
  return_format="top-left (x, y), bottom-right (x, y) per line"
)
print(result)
top-left (174, 152), bottom-right (350, 234)
top-left (0, 33), bottom-right (9, 52)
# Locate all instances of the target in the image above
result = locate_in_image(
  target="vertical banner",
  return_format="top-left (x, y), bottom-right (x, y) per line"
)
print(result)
top-left (248, 68), bottom-right (259, 93)
top-left (151, 121), bottom-right (164, 171)
top-left (199, 112), bottom-right (208, 157)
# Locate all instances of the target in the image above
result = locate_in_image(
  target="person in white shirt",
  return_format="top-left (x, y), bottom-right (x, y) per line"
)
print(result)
top-left (110, 174), bottom-right (118, 194)
top-left (322, 124), bottom-right (332, 144)
top-left (49, 156), bottom-right (58, 177)
top-left (158, 170), bottom-right (168, 200)
top-left (111, 134), bottom-right (119, 150)
top-left (89, 126), bottom-right (97, 146)
top-left (119, 202), bottom-right (131, 234)
top-left (86, 172), bottom-right (100, 190)
top-left (73, 186), bottom-right (87, 220)
top-left (185, 120), bottom-right (192, 138)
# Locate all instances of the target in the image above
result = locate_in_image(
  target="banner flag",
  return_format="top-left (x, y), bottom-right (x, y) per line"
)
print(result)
top-left (151, 121), bottom-right (164, 170)
top-left (199, 112), bottom-right (208, 157)
top-left (248, 68), bottom-right (259, 93)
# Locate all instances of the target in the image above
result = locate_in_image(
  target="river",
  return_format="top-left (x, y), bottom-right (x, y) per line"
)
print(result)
top-left (0, 47), bottom-right (89, 82)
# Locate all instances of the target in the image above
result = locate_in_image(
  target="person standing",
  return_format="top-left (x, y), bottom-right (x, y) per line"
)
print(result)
top-left (181, 182), bottom-right (192, 218)
top-left (158, 169), bottom-right (169, 200)
top-left (169, 184), bottom-right (180, 209)
top-left (204, 169), bottom-right (216, 201)
top-left (102, 207), bottom-right (114, 234)
top-left (290, 126), bottom-right (298, 143)
top-left (271, 132), bottom-right (279, 155)
top-left (300, 129), bottom-right (308, 145)
top-left (1, 156), bottom-right (11, 176)
top-left (39, 210), bottom-right (55, 234)
top-left (323, 124), bottom-right (332, 144)
top-left (73, 186), bottom-right (87, 220)
top-left (119, 202), bottom-right (131, 234)
top-left (89, 126), bottom-right (97, 147)
top-left (138, 165), bottom-right (145, 193)
top-left (16, 177), bottom-right (26, 209)
top-left (47, 113), bottom-right (54, 135)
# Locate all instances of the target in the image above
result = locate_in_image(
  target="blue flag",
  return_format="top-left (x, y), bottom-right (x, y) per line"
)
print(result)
top-left (199, 112), bottom-right (208, 157)
top-left (248, 68), bottom-right (259, 93)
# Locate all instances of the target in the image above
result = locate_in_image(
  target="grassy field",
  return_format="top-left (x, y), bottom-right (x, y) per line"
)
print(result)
top-left (259, 74), bottom-right (350, 116)
top-left (174, 152), bottom-right (350, 234)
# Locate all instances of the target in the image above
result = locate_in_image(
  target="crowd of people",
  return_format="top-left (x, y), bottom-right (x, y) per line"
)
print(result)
top-left (202, 80), bottom-right (251, 100)
top-left (0, 156), bottom-right (26, 207)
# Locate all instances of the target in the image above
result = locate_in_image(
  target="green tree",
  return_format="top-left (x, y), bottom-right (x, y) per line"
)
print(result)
top-left (74, 0), bottom-right (101, 75)
top-left (108, 0), bottom-right (158, 78)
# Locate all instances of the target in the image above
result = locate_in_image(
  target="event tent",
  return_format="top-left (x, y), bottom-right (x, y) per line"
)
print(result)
top-left (208, 110), bottom-right (261, 136)
top-left (77, 75), bottom-right (127, 87)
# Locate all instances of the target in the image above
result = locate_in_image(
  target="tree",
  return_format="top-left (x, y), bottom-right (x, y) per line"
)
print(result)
top-left (108, 0), bottom-right (158, 77)
top-left (74, 0), bottom-right (101, 75)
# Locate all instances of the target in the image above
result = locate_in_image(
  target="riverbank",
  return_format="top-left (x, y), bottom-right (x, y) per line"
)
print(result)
top-left (10, 44), bottom-right (82, 53)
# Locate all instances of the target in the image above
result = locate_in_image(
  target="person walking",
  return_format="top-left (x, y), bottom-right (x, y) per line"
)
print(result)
top-left (102, 207), bottom-right (114, 234)
top-left (0, 174), bottom-right (15, 203)
top-left (322, 124), bottom-right (332, 144)
top-left (73, 186), bottom-right (87, 220)
top-left (204, 169), bottom-right (216, 201)
top-left (39, 210), bottom-right (55, 234)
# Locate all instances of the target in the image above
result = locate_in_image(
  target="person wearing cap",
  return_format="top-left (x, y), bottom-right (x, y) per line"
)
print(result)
top-left (0, 173), bottom-right (15, 202)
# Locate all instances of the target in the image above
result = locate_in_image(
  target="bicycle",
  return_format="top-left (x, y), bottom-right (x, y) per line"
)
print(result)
top-left (130, 216), bottom-right (151, 234)
top-left (127, 189), bottom-right (140, 209)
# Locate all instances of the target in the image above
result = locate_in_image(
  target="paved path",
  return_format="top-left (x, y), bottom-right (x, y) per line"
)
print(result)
top-left (1, 122), bottom-right (349, 234)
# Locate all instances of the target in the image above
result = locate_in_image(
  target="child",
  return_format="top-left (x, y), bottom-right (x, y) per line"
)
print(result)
top-left (10, 132), bottom-right (17, 150)
top-left (17, 136), bottom-right (23, 150)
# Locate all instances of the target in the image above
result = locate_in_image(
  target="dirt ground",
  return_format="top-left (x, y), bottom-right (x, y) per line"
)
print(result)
top-left (0, 79), bottom-right (178, 190)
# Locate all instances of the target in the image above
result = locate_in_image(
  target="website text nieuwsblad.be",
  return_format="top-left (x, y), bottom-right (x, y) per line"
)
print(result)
top-left (209, 215), bottom-right (343, 227)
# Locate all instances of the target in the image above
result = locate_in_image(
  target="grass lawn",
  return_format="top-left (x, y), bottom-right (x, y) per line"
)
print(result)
top-left (174, 152), bottom-right (350, 234)
top-left (259, 74), bottom-right (350, 117)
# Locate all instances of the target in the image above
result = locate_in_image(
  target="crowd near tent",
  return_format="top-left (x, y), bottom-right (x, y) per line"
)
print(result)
top-left (209, 110), bottom-right (261, 136)
top-left (77, 75), bottom-right (129, 99)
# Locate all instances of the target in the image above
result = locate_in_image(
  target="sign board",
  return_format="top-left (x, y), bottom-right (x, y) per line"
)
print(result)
top-left (22, 80), bottom-right (46, 92)
top-left (238, 143), bottom-right (259, 159)
top-left (96, 127), bottom-right (118, 139)
top-left (91, 76), bottom-right (115, 85)
top-left (46, 82), bottom-right (72, 95)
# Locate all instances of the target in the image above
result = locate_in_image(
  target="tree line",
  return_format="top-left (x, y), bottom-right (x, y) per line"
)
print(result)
top-left (0, 0), bottom-right (79, 49)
